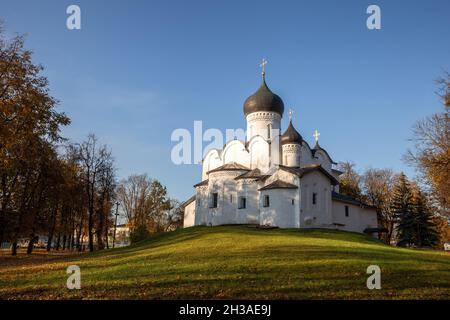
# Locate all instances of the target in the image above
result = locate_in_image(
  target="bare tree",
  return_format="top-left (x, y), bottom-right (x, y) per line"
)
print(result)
top-left (73, 134), bottom-right (114, 252)
top-left (362, 168), bottom-right (397, 243)
top-left (116, 174), bottom-right (153, 232)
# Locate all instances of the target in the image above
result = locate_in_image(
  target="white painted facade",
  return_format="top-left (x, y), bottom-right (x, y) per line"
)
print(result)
top-left (182, 73), bottom-right (378, 235)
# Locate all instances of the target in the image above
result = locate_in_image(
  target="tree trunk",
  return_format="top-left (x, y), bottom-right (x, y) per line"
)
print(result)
top-left (47, 205), bottom-right (58, 251)
top-left (62, 234), bottom-right (67, 250)
top-left (11, 241), bottom-right (18, 256)
top-left (55, 233), bottom-right (61, 250)
top-left (76, 214), bottom-right (83, 251)
top-left (105, 223), bottom-right (109, 249)
top-left (88, 206), bottom-right (94, 252)
top-left (27, 235), bottom-right (38, 254)
top-left (97, 215), bottom-right (105, 250)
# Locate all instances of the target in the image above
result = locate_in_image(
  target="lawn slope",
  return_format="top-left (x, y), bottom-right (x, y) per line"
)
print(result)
top-left (0, 226), bottom-right (449, 299)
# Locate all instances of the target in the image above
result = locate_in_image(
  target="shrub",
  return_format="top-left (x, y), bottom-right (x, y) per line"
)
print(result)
top-left (130, 225), bottom-right (150, 244)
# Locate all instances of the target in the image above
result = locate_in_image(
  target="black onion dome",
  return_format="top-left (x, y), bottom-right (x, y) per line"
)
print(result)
top-left (243, 77), bottom-right (284, 117)
top-left (280, 120), bottom-right (303, 145)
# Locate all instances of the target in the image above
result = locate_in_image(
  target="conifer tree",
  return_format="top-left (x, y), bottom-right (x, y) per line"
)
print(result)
top-left (411, 187), bottom-right (438, 247)
top-left (391, 173), bottom-right (415, 246)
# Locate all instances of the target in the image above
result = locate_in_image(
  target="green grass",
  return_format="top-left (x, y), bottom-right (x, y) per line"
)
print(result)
top-left (0, 226), bottom-right (449, 299)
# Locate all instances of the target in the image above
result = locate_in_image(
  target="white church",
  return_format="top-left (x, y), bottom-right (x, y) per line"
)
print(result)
top-left (182, 62), bottom-right (378, 235)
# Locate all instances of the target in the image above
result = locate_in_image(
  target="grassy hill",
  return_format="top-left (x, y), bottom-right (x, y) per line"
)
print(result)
top-left (0, 226), bottom-right (449, 299)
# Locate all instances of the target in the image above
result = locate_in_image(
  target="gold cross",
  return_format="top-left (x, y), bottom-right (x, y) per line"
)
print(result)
top-left (313, 129), bottom-right (320, 143)
top-left (260, 58), bottom-right (268, 75)
top-left (289, 109), bottom-right (294, 122)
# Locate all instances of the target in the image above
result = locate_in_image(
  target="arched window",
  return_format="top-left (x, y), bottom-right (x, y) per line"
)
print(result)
top-left (267, 124), bottom-right (271, 139)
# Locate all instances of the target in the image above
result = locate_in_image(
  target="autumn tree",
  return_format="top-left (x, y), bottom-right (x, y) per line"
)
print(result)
top-left (146, 180), bottom-right (171, 233)
top-left (406, 72), bottom-right (450, 216)
top-left (337, 161), bottom-right (362, 200)
top-left (117, 174), bottom-right (172, 235)
top-left (0, 26), bottom-right (69, 254)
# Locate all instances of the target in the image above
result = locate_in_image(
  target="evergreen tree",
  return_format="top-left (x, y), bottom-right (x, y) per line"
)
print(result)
top-left (411, 188), bottom-right (438, 247)
top-left (391, 173), bottom-right (415, 246)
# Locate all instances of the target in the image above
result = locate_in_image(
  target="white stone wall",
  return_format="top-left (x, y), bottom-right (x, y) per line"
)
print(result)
top-left (202, 149), bottom-right (222, 180)
top-left (282, 143), bottom-right (301, 167)
top-left (260, 188), bottom-right (298, 228)
top-left (313, 150), bottom-right (332, 173)
top-left (331, 201), bottom-right (378, 234)
top-left (248, 136), bottom-right (271, 171)
top-left (300, 143), bottom-right (314, 166)
top-left (195, 170), bottom-right (263, 226)
top-left (299, 171), bottom-right (333, 228)
top-left (222, 140), bottom-right (250, 167)
top-left (246, 111), bottom-right (281, 141)
top-left (183, 200), bottom-right (196, 227)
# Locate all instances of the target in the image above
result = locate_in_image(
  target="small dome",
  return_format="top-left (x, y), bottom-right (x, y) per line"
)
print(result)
top-left (243, 76), bottom-right (284, 117)
top-left (281, 120), bottom-right (302, 145)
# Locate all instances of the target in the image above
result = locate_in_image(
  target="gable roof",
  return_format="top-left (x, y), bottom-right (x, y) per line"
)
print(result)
top-left (331, 191), bottom-right (376, 209)
top-left (180, 195), bottom-right (196, 208)
top-left (207, 162), bottom-right (250, 174)
top-left (279, 164), bottom-right (339, 185)
top-left (235, 168), bottom-right (270, 181)
top-left (193, 179), bottom-right (208, 188)
top-left (259, 179), bottom-right (298, 191)
top-left (312, 142), bottom-right (337, 164)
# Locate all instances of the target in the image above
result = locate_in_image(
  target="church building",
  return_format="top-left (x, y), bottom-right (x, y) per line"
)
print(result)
top-left (182, 62), bottom-right (378, 235)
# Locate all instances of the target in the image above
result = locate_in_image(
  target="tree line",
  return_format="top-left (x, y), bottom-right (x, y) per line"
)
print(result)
top-left (0, 27), bottom-right (182, 255)
top-left (337, 72), bottom-right (450, 248)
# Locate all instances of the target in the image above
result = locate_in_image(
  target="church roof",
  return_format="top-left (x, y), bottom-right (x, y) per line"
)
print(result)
top-left (280, 120), bottom-right (303, 145)
top-left (243, 75), bottom-right (284, 117)
top-left (279, 164), bottom-right (339, 185)
top-left (180, 195), bottom-right (196, 208)
top-left (207, 162), bottom-right (250, 174)
top-left (259, 179), bottom-right (298, 191)
top-left (193, 179), bottom-right (208, 187)
top-left (235, 168), bottom-right (270, 181)
top-left (331, 191), bottom-right (376, 209)
top-left (312, 142), bottom-right (336, 164)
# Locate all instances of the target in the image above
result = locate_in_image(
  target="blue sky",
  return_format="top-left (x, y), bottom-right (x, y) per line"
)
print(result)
top-left (1, 0), bottom-right (449, 201)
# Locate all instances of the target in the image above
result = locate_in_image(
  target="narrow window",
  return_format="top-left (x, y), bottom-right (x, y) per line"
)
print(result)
top-left (238, 197), bottom-right (246, 209)
top-left (291, 199), bottom-right (295, 205)
top-left (230, 194), bottom-right (233, 203)
top-left (267, 124), bottom-right (271, 139)
top-left (312, 193), bottom-right (317, 205)
top-left (345, 205), bottom-right (349, 217)
top-left (263, 195), bottom-right (270, 207)
top-left (210, 193), bottom-right (218, 208)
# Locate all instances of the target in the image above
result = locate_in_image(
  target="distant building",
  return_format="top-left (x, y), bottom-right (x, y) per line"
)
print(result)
top-left (444, 243), bottom-right (450, 251)
top-left (109, 224), bottom-right (131, 247)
